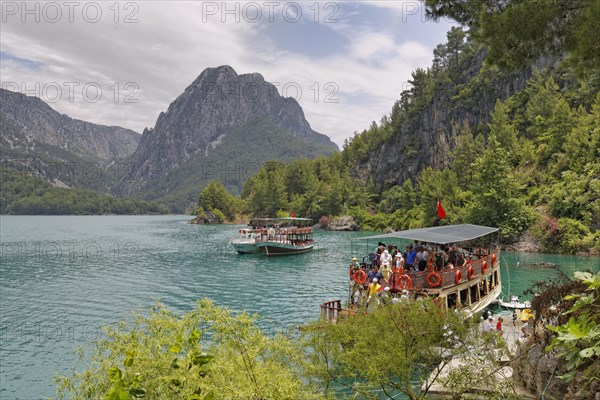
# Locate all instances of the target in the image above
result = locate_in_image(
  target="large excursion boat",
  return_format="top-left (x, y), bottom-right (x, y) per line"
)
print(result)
top-left (320, 224), bottom-right (501, 319)
top-left (229, 217), bottom-right (315, 256)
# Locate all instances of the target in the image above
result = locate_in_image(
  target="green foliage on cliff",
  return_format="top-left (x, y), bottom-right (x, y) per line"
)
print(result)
top-left (0, 169), bottom-right (169, 215)
top-left (195, 2), bottom-right (599, 253)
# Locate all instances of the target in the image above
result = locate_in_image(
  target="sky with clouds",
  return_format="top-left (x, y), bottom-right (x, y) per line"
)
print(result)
top-left (0, 1), bottom-right (455, 147)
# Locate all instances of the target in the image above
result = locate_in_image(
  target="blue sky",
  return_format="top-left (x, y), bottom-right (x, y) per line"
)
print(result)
top-left (0, 1), bottom-right (456, 146)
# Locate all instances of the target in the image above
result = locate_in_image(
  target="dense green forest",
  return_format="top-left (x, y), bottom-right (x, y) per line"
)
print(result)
top-left (0, 169), bottom-right (169, 215)
top-left (197, 1), bottom-right (600, 254)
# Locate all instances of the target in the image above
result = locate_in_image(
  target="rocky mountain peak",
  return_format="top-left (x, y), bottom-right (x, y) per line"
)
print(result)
top-left (121, 65), bottom-right (337, 198)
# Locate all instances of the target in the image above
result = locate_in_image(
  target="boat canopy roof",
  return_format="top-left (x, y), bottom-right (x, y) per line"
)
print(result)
top-left (356, 224), bottom-right (498, 245)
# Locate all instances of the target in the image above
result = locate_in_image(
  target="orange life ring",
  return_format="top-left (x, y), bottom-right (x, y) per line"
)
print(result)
top-left (481, 260), bottom-right (488, 274)
top-left (467, 265), bottom-right (474, 280)
top-left (291, 227), bottom-right (297, 234)
top-left (395, 274), bottom-right (412, 290)
top-left (491, 253), bottom-right (497, 264)
top-left (353, 269), bottom-right (367, 284)
top-left (455, 269), bottom-right (463, 284)
top-left (426, 272), bottom-right (442, 287)
top-left (307, 227), bottom-right (312, 233)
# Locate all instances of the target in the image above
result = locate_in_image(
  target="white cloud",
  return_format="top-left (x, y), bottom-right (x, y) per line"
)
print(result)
top-left (0, 1), bottom-right (451, 147)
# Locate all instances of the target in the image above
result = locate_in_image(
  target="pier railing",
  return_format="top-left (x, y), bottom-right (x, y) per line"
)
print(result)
top-left (320, 299), bottom-right (342, 321)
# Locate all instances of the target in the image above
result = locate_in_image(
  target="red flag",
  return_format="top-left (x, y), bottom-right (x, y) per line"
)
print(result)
top-left (437, 199), bottom-right (446, 219)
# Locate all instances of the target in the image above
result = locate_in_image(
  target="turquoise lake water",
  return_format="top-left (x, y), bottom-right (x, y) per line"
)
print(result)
top-left (1, 215), bottom-right (598, 399)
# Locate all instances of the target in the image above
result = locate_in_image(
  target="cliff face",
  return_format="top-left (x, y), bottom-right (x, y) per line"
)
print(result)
top-left (119, 65), bottom-right (338, 204)
top-left (0, 88), bottom-right (140, 162)
top-left (352, 50), bottom-right (553, 190)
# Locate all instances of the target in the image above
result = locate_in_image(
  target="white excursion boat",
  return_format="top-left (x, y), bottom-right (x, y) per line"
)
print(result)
top-left (498, 295), bottom-right (531, 309)
top-left (230, 217), bottom-right (315, 256)
top-left (320, 224), bottom-right (502, 319)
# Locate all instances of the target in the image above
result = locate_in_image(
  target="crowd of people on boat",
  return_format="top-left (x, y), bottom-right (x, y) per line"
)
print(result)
top-left (352, 276), bottom-right (427, 308)
top-left (352, 241), bottom-right (477, 274)
top-left (246, 225), bottom-right (314, 245)
top-left (348, 240), bottom-right (492, 308)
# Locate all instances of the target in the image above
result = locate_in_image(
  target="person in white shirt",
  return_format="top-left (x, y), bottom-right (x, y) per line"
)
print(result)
top-left (484, 315), bottom-right (494, 332)
top-left (394, 253), bottom-right (404, 270)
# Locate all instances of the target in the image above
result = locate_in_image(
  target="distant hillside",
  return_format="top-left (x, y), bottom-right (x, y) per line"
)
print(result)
top-left (0, 168), bottom-right (168, 215)
top-left (119, 65), bottom-right (338, 212)
top-left (0, 88), bottom-right (140, 190)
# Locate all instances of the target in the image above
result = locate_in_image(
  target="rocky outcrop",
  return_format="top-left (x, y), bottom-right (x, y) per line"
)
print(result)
top-left (501, 231), bottom-right (542, 253)
top-left (120, 65), bottom-right (338, 198)
top-left (513, 339), bottom-right (600, 399)
top-left (188, 210), bottom-right (220, 224)
top-left (326, 215), bottom-right (359, 231)
top-left (352, 50), bottom-right (557, 192)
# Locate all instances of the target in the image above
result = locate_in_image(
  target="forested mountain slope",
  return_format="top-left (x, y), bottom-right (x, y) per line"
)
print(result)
top-left (234, 17), bottom-right (599, 254)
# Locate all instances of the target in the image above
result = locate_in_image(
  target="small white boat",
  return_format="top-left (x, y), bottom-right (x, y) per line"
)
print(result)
top-left (498, 295), bottom-right (531, 309)
top-left (229, 228), bottom-right (261, 254)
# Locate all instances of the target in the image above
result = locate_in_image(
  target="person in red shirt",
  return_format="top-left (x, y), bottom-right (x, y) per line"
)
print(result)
top-left (496, 316), bottom-right (504, 333)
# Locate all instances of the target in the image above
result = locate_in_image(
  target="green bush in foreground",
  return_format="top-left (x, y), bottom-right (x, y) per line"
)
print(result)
top-left (56, 300), bottom-right (323, 400)
top-left (56, 299), bottom-right (525, 399)
top-left (547, 272), bottom-right (600, 391)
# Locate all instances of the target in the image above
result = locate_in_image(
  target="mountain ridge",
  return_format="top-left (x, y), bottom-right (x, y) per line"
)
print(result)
top-left (0, 88), bottom-right (140, 163)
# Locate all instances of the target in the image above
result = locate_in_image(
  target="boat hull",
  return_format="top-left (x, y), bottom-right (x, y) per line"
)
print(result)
top-left (230, 241), bottom-right (261, 254)
top-left (256, 242), bottom-right (314, 256)
top-left (466, 284), bottom-right (502, 315)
